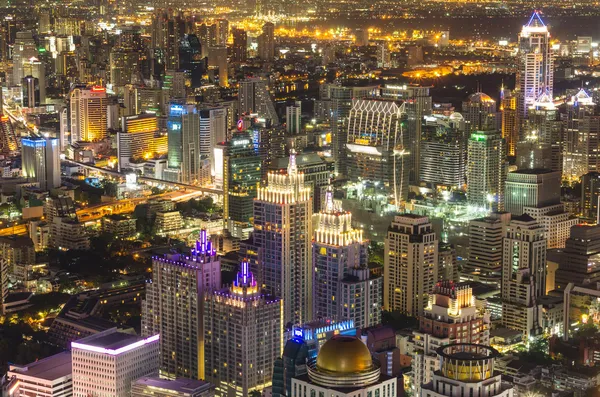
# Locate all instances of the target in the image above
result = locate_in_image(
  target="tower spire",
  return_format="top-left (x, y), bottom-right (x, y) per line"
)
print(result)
top-left (288, 148), bottom-right (298, 175)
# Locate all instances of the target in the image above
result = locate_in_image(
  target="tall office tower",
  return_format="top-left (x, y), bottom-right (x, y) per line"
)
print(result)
top-left (215, 19), bottom-right (229, 46)
top-left (23, 57), bottom-right (45, 104)
top-left (22, 76), bottom-right (40, 108)
top-left (199, 107), bottom-right (227, 176)
top-left (231, 28), bottom-right (247, 63)
top-left (253, 150), bottom-right (312, 325)
top-left (109, 49), bottom-right (143, 88)
top-left (462, 92), bottom-right (499, 131)
top-left (218, 132), bottom-right (261, 239)
top-left (563, 89), bottom-right (599, 181)
top-left (384, 214), bottom-right (438, 316)
top-left (12, 31), bottom-right (37, 86)
top-left (581, 171), bottom-right (600, 221)
top-left (118, 114), bottom-right (160, 171)
top-left (421, 344), bottom-right (513, 397)
top-left (377, 42), bottom-right (391, 68)
top-left (132, 377), bottom-right (215, 397)
top-left (501, 91), bottom-right (519, 156)
top-left (204, 261), bottom-right (283, 397)
top-left (207, 45), bottom-right (228, 87)
top-left (523, 101), bottom-right (563, 172)
top-left (464, 213), bottom-right (511, 286)
top-left (381, 84), bottom-right (433, 182)
top-left (505, 169), bottom-right (561, 215)
top-left (501, 215), bottom-right (547, 338)
top-left (312, 188), bottom-right (381, 328)
top-left (412, 282), bottom-right (490, 395)
top-left (290, 336), bottom-right (398, 397)
top-left (21, 137), bottom-right (60, 191)
top-left (419, 113), bottom-right (467, 189)
top-left (517, 11), bottom-right (553, 118)
top-left (238, 78), bottom-right (278, 123)
top-left (142, 230), bottom-right (221, 380)
top-left (327, 84), bottom-right (379, 176)
top-left (554, 225), bottom-right (600, 289)
top-left (286, 101), bottom-right (301, 134)
top-left (466, 131), bottom-right (506, 212)
top-left (166, 103), bottom-right (201, 184)
top-left (258, 22), bottom-right (275, 60)
top-left (346, 98), bottom-right (409, 205)
top-left (164, 70), bottom-right (187, 98)
top-left (515, 139), bottom-right (553, 170)
top-left (179, 34), bottom-right (205, 88)
top-left (69, 85), bottom-right (108, 142)
top-left (71, 329), bottom-right (159, 397)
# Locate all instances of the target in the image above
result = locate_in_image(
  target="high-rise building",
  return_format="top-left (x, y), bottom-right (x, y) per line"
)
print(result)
top-left (346, 98), bottom-right (409, 205)
top-left (142, 231), bottom-right (221, 380)
top-left (517, 11), bottom-right (553, 118)
top-left (381, 84), bottom-right (433, 183)
top-left (524, 101), bottom-right (563, 172)
top-left (505, 169), bottom-right (561, 215)
top-left (420, 344), bottom-right (514, 397)
top-left (167, 103), bottom-right (201, 184)
top-left (258, 22), bottom-right (275, 60)
top-left (21, 137), bottom-right (60, 191)
top-left (252, 150), bottom-right (312, 325)
top-left (312, 188), bottom-right (381, 329)
top-left (199, 107), bottom-right (227, 175)
top-left (22, 76), bottom-right (40, 108)
top-left (462, 92), bottom-right (499, 131)
top-left (581, 171), bottom-right (600, 221)
top-left (71, 328), bottom-right (159, 397)
top-left (131, 377), bottom-right (215, 397)
top-left (501, 214), bottom-right (547, 338)
top-left (501, 90), bottom-right (519, 156)
top-left (7, 351), bottom-right (73, 397)
top-left (515, 139), bottom-right (553, 170)
top-left (377, 42), bottom-right (391, 68)
top-left (238, 78), bottom-right (278, 123)
top-left (118, 114), bottom-right (160, 171)
top-left (384, 214), bottom-right (438, 316)
top-left (215, 19), bottom-right (229, 46)
top-left (218, 132), bottom-right (261, 239)
top-left (12, 31), bottom-right (37, 86)
top-left (69, 85), bottom-right (108, 142)
top-left (419, 113), bottom-right (467, 189)
top-left (412, 282), bottom-right (490, 395)
top-left (204, 261), bottom-right (282, 397)
top-left (286, 101), bottom-right (301, 135)
top-left (231, 28), bottom-right (247, 63)
top-left (466, 131), bottom-right (506, 211)
top-left (164, 70), bottom-right (187, 98)
top-left (290, 336), bottom-right (398, 397)
top-left (207, 45), bottom-right (228, 87)
top-left (464, 213), bottom-right (511, 286)
top-left (554, 225), bottom-right (600, 289)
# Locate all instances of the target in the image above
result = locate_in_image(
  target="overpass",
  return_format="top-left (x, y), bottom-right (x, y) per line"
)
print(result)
top-left (64, 159), bottom-right (224, 197)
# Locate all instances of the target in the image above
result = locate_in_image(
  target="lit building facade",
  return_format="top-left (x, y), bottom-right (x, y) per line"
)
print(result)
top-left (384, 214), bottom-right (438, 316)
top-left (252, 150), bottom-right (312, 325)
top-left (346, 98), bottom-right (408, 205)
top-left (7, 351), bottom-right (72, 397)
top-left (71, 328), bottom-right (159, 397)
top-left (466, 131), bottom-right (506, 212)
top-left (312, 188), bottom-right (381, 328)
top-left (167, 103), bottom-right (201, 184)
top-left (238, 78), bottom-right (278, 123)
top-left (462, 92), bottom-right (499, 131)
top-left (118, 114), bottom-right (160, 171)
top-left (21, 137), bottom-right (60, 191)
top-left (69, 85), bottom-right (108, 142)
top-left (142, 231), bottom-right (221, 380)
top-left (204, 261), bottom-right (283, 397)
top-left (505, 169), bottom-right (561, 215)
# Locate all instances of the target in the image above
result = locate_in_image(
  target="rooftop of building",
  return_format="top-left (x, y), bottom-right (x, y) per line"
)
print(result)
top-left (4, 291), bottom-right (33, 303)
top-left (133, 376), bottom-right (213, 393)
top-left (271, 153), bottom-right (328, 169)
top-left (9, 351), bottom-right (72, 381)
top-left (510, 213), bottom-right (537, 223)
top-left (0, 235), bottom-right (34, 248)
top-left (508, 168), bottom-right (556, 175)
top-left (73, 328), bottom-right (150, 350)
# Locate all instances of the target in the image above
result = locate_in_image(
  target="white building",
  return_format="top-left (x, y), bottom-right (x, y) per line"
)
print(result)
top-left (7, 351), bottom-right (72, 397)
top-left (21, 137), bottom-right (61, 191)
top-left (384, 214), bottom-right (438, 316)
top-left (69, 85), bottom-right (108, 142)
top-left (285, 102), bottom-right (301, 134)
top-left (71, 328), bottom-right (159, 397)
top-left (467, 131), bottom-right (506, 212)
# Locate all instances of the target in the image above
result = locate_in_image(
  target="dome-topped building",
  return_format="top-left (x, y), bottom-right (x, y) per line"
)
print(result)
top-left (292, 336), bottom-right (398, 396)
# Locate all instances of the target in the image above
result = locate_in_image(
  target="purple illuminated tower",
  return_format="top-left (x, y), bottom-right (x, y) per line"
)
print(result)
top-left (204, 260), bottom-right (283, 397)
top-left (142, 229), bottom-right (221, 380)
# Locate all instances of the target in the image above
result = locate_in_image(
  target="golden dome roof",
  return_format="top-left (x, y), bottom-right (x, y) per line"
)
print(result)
top-left (316, 336), bottom-right (373, 373)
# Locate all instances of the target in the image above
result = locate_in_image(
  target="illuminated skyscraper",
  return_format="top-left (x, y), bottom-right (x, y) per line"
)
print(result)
top-left (22, 76), bottom-right (40, 108)
top-left (501, 215), bottom-right (546, 338)
top-left (384, 214), bottom-right (438, 317)
top-left (252, 150), bottom-right (312, 326)
top-left (312, 188), bottom-right (381, 329)
top-left (462, 92), bottom-right (499, 131)
top-left (258, 22), bottom-right (275, 60)
top-left (21, 137), bottom-right (60, 191)
top-left (238, 78), bottom-right (278, 123)
top-left (167, 103), bottom-right (201, 184)
top-left (199, 107), bottom-right (227, 176)
top-left (208, 45), bottom-right (228, 87)
top-left (286, 101), bottom-right (301, 135)
top-left (346, 98), bottom-right (409, 205)
top-left (215, 19), bottom-right (229, 46)
top-left (142, 231), bottom-right (221, 380)
top-left (466, 131), bottom-right (506, 211)
top-left (69, 85), bottom-right (108, 142)
top-left (231, 28), bottom-right (247, 63)
top-left (501, 91), bottom-right (519, 156)
top-left (204, 261), bottom-right (282, 397)
top-left (118, 114), bottom-right (161, 172)
top-left (517, 11), bottom-right (553, 118)
top-left (12, 31), bottom-right (37, 86)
